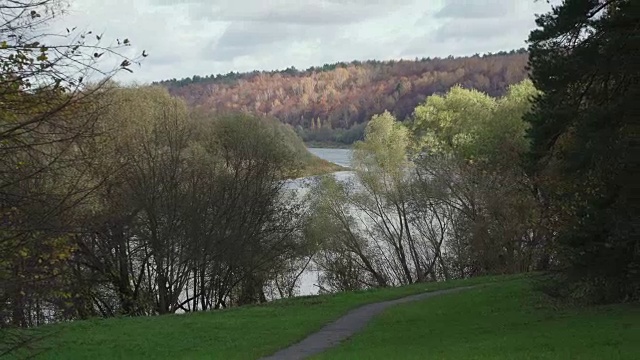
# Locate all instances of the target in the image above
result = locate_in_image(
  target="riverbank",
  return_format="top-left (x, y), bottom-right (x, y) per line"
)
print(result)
top-left (292, 156), bottom-right (348, 179)
top-left (284, 147), bottom-right (353, 180)
top-left (303, 141), bottom-right (353, 149)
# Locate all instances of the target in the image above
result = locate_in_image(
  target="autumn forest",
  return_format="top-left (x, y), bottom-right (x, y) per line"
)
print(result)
top-left (156, 50), bottom-right (528, 143)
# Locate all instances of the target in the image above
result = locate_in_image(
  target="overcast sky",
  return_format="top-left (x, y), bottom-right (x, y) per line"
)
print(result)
top-left (51, 0), bottom-right (557, 83)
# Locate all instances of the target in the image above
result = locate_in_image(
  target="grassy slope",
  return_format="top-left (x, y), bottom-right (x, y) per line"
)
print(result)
top-left (24, 276), bottom-right (509, 360)
top-left (293, 155), bottom-right (348, 179)
top-left (315, 277), bottom-right (640, 360)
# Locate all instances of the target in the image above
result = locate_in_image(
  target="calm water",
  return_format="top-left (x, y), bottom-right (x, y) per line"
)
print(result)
top-left (307, 148), bottom-right (353, 168)
top-left (284, 148), bottom-right (355, 192)
top-left (293, 147), bottom-right (354, 296)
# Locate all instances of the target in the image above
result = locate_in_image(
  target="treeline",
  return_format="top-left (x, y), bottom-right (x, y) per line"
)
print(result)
top-left (1, 78), bottom-right (317, 324)
top-left (156, 50), bottom-right (528, 133)
top-left (157, 49), bottom-right (527, 88)
top-left (295, 121), bottom-right (368, 146)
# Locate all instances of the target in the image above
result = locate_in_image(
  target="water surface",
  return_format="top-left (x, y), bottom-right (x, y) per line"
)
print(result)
top-left (294, 147), bottom-right (354, 296)
top-left (307, 148), bottom-right (353, 168)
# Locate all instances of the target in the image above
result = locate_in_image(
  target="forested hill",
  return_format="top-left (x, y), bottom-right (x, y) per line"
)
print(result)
top-left (154, 49), bottom-right (528, 131)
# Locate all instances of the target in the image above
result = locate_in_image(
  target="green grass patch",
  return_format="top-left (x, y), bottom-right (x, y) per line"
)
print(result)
top-left (314, 276), bottom-right (640, 360)
top-left (18, 275), bottom-right (513, 359)
top-left (291, 155), bottom-right (349, 179)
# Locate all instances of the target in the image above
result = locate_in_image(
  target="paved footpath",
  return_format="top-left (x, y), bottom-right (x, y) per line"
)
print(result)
top-left (261, 286), bottom-right (475, 360)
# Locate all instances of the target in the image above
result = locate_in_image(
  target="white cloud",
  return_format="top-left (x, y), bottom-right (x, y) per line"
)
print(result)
top-left (44, 0), bottom-right (556, 83)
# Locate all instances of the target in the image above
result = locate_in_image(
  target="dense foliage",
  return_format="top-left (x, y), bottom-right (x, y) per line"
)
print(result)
top-left (525, 0), bottom-right (639, 302)
top-left (1, 80), bottom-right (313, 339)
top-left (0, 1), bottom-right (312, 355)
top-left (305, 81), bottom-right (543, 291)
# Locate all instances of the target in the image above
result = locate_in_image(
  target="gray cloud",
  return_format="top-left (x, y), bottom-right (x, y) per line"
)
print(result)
top-left (205, 19), bottom-right (345, 62)
top-left (208, 22), bottom-right (297, 61)
top-left (218, 22), bottom-right (293, 48)
top-left (434, 17), bottom-right (528, 41)
top-left (402, 1), bottom-right (555, 58)
top-left (435, 0), bottom-right (519, 19)
top-left (48, 0), bottom-right (555, 83)
top-left (161, 0), bottom-right (410, 24)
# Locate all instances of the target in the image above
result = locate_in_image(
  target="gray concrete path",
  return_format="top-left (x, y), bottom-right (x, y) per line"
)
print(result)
top-left (260, 286), bottom-right (475, 360)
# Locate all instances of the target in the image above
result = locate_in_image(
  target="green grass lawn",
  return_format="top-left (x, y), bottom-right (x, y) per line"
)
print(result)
top-left (22, 275), bottom-right (509, 360)
top-left (314, 277), bottom-right (640, 360)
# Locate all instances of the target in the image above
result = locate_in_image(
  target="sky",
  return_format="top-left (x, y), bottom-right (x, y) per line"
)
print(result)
top-left (50, 0), bottom-right (558, 84)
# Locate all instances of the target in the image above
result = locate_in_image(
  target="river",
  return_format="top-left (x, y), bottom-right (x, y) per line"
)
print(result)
top-left (307, 148), bottom-right (353, 168)
top-left (290, 147), bottom-right (354, 296)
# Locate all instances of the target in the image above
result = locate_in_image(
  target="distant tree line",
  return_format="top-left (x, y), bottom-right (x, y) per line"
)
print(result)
top-left (294, 121), bottom-right (368, 146)
top-left (155, 50), bottom-right (529, 139)
top-left (156, 49), bottom-right (528, 88)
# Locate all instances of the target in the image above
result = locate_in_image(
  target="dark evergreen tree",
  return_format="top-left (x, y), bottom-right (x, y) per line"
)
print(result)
top-left (526, 0), bottom-right (639, 303)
